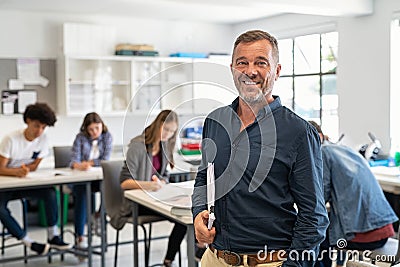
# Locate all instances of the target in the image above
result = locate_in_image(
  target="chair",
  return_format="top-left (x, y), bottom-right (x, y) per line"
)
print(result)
top-left (101, 160), bottom-right (165, 267)
top-left (53, 146), bottom-right (72, 168)
top-left (52, 145), bottom-right (73, 225)
top-left (1, 198), bottom-right (28, 263)
top-left (368, 226), bottom-right (400, 266)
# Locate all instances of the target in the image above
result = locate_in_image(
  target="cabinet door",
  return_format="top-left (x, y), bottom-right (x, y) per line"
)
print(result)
top-left (130, 59), bottom-right (162, 114)
top-left (65, 57), bottom-right (131, 115)
top-left (192, 57), bottom-right (236, 115)
top-left (130, 58), bottom-right (193, 115)
top-left (160, 60), bottom-right (193, 114)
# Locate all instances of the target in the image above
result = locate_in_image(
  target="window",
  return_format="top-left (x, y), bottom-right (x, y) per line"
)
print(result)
top-left (275, 32), bottom-right (339, 140)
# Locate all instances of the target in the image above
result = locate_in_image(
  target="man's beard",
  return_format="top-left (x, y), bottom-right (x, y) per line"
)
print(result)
top-left (240, 89), bottom-right (265, 105)
top-left (239, 83), bottom-right (274, 106)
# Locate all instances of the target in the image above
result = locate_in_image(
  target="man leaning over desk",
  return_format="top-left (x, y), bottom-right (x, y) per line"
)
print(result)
top-left (308, 121), bottom-right (398, 267)
top-left (192, 30), bottom-right (329, 267)
top-left (0, 103), bottom-right (71, 255)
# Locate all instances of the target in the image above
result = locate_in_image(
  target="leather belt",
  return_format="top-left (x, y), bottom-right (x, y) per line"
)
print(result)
top-left (209, 245), bottom-right (286, 266)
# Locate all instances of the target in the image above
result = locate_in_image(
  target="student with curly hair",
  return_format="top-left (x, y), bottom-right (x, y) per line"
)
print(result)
top-left (0, 103), bottom-right (71, 255)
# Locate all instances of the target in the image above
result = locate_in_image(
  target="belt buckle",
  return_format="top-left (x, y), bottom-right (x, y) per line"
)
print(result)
top-left (222, 250), bottom-right (241, 266)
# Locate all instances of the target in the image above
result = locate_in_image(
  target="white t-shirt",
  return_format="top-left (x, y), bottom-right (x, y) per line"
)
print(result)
top-left (0, 129), bottom-right (49, 168)
top-left (89, 139), bottom-right (99, 160)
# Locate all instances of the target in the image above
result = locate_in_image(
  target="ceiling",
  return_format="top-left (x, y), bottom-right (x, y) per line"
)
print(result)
top-left (0, 0), bottom-right (374, 24)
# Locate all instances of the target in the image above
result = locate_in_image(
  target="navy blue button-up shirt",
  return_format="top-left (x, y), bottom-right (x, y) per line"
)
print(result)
top-left (192, 96), bottom-right (329, 267)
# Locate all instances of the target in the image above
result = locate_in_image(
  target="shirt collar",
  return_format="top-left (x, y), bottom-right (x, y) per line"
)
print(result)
top-left (230, 95), bottom-right (282, 119)
top-left (86, 132), bottom-right (104, 143)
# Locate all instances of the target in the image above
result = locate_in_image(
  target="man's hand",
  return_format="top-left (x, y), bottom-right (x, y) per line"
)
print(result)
top-left (194, 210), bottom-right (216, 244)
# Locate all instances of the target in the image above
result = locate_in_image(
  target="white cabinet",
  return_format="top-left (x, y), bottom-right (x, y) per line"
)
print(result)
top-left (58, 56), bottom-right (131, 115)
top-left (130, 57), bottom-right (193, 115)
top-left (192, 57), bottom-right (237, 115)
top-left (57, 56), bottom-right (193, 116)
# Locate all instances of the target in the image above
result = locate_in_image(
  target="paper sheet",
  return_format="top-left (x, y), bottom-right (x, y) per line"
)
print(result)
top-left (207, 162), bottom-right (215, 230)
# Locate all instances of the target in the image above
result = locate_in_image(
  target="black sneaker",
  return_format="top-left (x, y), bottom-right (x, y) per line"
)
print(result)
top-left (48, 236), bottom-right (71, 250)
top-left (31, 242), bottom-right (50, 255)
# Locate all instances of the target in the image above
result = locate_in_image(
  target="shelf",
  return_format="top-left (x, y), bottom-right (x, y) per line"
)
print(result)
top-left (58, 55), bottom-right (211, 116)
top-left (69, 80), bottom-right (131, 86)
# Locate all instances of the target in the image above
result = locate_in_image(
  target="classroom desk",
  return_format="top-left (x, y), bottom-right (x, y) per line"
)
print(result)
top-left (371, 166), bottom-right (400, 194)
top-left (0, 167), bottom-right (106, 267)
top-left (124, 186), bottom-right (197, 267)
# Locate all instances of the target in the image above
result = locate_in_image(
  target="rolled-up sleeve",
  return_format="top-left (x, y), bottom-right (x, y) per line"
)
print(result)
top-left (93, 132), bottom-right (113, 166)
top-left (70, 134), bottom-right (83, 167)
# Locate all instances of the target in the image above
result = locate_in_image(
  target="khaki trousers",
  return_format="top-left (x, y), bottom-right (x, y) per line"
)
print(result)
top-left (201, 247), bottom-right (284, 267)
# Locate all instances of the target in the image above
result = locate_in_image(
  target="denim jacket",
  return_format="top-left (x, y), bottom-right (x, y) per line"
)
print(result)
top-left (70, 131), bottom-right (113, 167)
top-left (322, 143), bottom-right (398, 245)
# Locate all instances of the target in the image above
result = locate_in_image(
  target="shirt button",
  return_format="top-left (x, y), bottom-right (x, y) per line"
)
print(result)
top-left (222, 224), bottom-right (227, 230)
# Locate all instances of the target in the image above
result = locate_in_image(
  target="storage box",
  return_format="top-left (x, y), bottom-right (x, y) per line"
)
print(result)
top-left (1, 90), bottom-right (37, 115)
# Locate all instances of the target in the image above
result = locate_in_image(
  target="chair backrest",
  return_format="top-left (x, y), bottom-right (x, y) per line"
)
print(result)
top-left (101, 160), bottom-right (124, 218)
top-left (53, 146), bottom-right (72, 168)
top-left (395, 224), bottom-right (400, 263)
top-left (369, 224), bottom-right (400, 265)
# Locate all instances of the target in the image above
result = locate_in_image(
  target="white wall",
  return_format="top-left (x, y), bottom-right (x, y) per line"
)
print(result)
top-left (233, 0), bottom-right (400, 153)
top-left (3, 1), bottom-right (400, 152)
top-left (0, 10), bottom-right (233, 58)
top-left (336, 0), bottom-right (399, 153)
top-left (0, 10), bottom-right (234, 146)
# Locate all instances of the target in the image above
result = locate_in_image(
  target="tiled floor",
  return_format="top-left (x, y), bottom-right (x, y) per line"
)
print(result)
top-left (0, 219), bottom-right (189, 267)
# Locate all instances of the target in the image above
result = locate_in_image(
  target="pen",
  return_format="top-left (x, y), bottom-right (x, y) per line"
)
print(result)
top-left (152, 175), bottom-right (164, 187)
top-left (156, 178), bottom-right (164, 187)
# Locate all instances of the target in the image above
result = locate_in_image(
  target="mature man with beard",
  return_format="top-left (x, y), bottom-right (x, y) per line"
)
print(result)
top-left (192, 30), bottom-right (329, 267)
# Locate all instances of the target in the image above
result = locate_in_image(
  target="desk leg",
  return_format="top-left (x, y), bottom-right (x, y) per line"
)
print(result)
top-left (187, 224), bottom-right (198, 267)
top-left (86, 183), bottom-right (93, 267)
top-left (99, 180), bottom-right (106, 267)
top-left (132, 202), bottom-right (139, 267)
top-left (59, 185), bottom-right (65, 261)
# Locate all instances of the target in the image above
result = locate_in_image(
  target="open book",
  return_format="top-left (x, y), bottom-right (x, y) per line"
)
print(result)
top-left (171, 206), bottom-right (192, 216)
top-left (148, 181), bottom-right (193, 216)
top-left (169, 195), bottom-right (192, 216)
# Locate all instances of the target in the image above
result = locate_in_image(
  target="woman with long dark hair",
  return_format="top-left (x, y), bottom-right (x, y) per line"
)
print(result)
top-left (71, 112), bottom-right (113, 249)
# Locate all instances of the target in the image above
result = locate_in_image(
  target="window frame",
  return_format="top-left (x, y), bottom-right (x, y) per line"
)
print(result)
top-left (278, 31), bottom-right (338, 138)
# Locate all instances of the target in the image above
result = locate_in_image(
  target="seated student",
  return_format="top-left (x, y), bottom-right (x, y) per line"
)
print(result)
top-left (0, 103), bottom-right (71, 255)
top-left (70, 112), bottom-right (113, 249)
top-left (110, 110), bottom-right (186, 267)
top-left (309, 121), bottom-right (398, 267)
